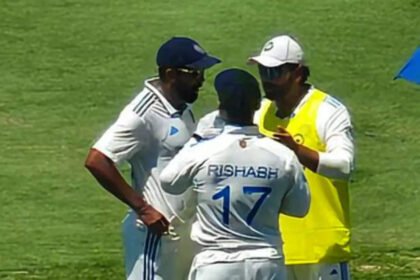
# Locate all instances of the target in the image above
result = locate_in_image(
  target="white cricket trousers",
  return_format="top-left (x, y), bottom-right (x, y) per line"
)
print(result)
top-left (286, 262), bottom-right (351, 280)
top-left (122, 211), bottom-right (196, 280)
top-left (189, 254), bottom-right (287, 280)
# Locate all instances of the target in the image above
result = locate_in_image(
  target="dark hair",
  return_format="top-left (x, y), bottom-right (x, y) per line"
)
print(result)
top-left (158, 67), bottom-right (169, 81)
top-left (301, 65), bottom-right (310, 84)
top-left (280, 63), bottom-right (310, 84)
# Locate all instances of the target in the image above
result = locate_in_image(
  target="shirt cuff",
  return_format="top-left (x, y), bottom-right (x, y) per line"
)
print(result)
top-left (316, 151), bottom-right (352, 180)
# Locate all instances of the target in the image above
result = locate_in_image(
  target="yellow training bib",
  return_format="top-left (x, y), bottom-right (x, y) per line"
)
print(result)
top-left (258, 89), bottom-right (351, 264)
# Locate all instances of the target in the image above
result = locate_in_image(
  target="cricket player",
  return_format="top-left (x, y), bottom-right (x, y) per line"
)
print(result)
top-left (249, 35), bottom-right (355, 280)
top-left (160, 68), bottom-right (310, 280)
top-left (84, 37), bottom-right (220, 280)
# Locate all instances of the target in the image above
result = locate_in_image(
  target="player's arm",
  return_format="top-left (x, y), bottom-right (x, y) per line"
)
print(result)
top-left (85, 149), bottom-right (153, 214)
top-left (272, 106), bottom-right (354, 180)
top-left (160, 145), bottom-right (200, 195)
top-left (315, 105), bottom-right (354, 180)
top-left (272, 127), bottom-right (319, 172)
top-left (279, 155), bottom-right (310, 217)
top-left (256, 99), bottom-right (319, 171)
top-left (84, 109), bottom-right (168, 234)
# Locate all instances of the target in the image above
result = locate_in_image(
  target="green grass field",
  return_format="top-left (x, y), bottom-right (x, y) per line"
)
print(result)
top-left (1, 0), bottom-right (420, 279)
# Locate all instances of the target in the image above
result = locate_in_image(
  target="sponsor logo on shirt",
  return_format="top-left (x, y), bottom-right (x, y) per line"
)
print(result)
top-left (293, 133), bottom-right (304, 144)
top-left (169, 126), bottom-right (179, 136)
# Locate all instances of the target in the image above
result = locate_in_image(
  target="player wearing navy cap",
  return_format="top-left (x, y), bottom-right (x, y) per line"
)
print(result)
top-left (85, 37), bottom-right (220, 280)
top-left (160, 68), bottom-right (310, 280)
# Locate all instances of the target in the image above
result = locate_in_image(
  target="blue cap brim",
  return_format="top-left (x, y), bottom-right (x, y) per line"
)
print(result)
top-left (186, 55), bottom-right (221, 69)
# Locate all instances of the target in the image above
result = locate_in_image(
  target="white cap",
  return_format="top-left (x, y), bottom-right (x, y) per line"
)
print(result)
top-left (250, 35), bottom-right (305, 67)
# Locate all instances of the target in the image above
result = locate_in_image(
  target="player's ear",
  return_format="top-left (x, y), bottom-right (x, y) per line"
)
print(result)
top-left (294, 64), bottom-right (304, 84)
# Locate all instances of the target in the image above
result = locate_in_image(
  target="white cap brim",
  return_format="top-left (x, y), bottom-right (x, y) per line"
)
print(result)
top-left (248, 55), bottom-right (287, 67)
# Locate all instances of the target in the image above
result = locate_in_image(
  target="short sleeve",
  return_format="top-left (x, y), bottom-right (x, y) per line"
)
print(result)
top-left (194, 110), bottom-right (225, 139)
top-left (93, 107), bottom-right (151, 164)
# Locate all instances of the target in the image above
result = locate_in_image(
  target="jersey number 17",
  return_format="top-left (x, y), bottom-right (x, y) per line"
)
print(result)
top-left (212, 185), bottom-right (272, 225)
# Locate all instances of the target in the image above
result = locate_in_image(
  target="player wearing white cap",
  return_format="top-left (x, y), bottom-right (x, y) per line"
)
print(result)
top-left (249, 35), bottom-right (355, 280)
top-left (160, 68), bottom-right (310, 280)
top-left (84, 37), bottom-right (220, 280)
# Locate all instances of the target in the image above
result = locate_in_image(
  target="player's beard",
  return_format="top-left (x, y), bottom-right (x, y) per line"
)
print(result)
top-left (175, 82), bottom-right (201, 104)
top-left (263, 81), bottom-right (289, 101)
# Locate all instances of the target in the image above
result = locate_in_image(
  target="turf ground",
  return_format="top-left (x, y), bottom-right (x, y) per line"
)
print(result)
top-left (1, 0), bottom-right (420, 279)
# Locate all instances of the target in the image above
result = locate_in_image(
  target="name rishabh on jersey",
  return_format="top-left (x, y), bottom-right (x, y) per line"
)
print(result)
top-left (160, 125), bottom-right (310, 263)
top-left (93, 77), bottom-right (196, 221)
top-left (207, 164), bottom-right (279, 180)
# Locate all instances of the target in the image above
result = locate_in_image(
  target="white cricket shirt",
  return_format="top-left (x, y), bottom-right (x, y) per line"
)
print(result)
top-left (93, 77), bottom-right (196, 222)
top-left (160, 125), bottom-right (310, 263)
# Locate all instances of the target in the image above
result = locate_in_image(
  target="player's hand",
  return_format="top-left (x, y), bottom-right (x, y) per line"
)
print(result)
top-left (272, 126), bottom-right (299, 153)
top-left (136, 204), bottom-right (169, 235)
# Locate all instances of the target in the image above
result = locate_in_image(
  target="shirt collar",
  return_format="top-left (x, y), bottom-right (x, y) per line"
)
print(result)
top-left (275, 86), bottom-right (315, 119)
top-left (144, 77), bottom-right (185, 117)
top-left (224, 125), bottom-right (261, 136)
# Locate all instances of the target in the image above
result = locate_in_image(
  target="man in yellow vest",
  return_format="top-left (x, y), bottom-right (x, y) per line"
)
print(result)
top-left (249, 35), bottom-right (355, 280)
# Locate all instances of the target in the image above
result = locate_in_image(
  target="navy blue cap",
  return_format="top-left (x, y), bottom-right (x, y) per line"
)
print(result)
top-left (156, 37), bottom-right (221, 69)
top-left (214, 68), bottom-right (261, 111)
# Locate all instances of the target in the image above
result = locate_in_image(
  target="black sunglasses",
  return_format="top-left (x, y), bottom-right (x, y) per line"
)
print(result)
top-left (257, 65), bottom-right (288, 81)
